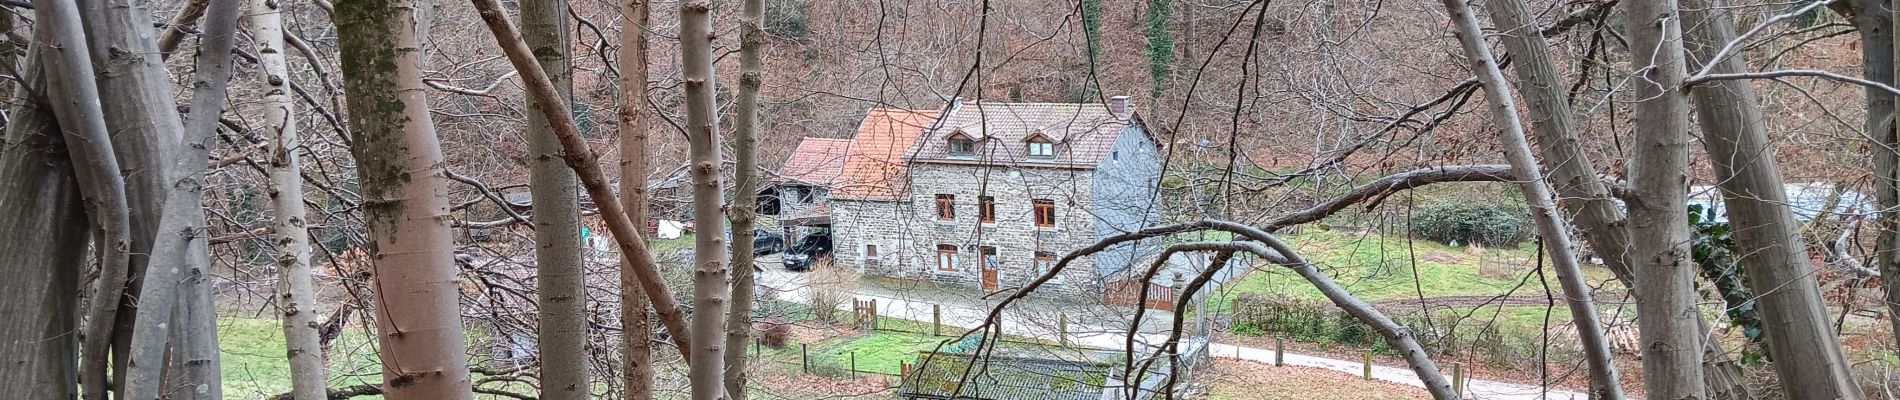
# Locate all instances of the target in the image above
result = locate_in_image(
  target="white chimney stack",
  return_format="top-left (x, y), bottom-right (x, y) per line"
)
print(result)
top-left (1108, 95), bottom-right (1130, 116)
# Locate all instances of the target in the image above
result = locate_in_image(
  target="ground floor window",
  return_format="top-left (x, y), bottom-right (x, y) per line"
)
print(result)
top-left (1033, 251), bottom-right (1057, 275)
top-left (936, 244), bottom-right (959, 271)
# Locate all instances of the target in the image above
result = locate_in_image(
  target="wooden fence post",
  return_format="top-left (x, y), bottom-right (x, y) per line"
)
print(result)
top-left (850, 351), bottom-right (858, 378)
top-left (870, 299), bottom-right (879, 330)
top-left (802, 343), bottom-right (809, 374)
top-left (901, 360), bottom-right (910, 376)
top-left (1274, 335), bottom-right (1284, 366)
top-left (1452, 362), bottom-right (1464, 396)
top-left (1059, 313), bottom-right (1069, 346)
top-left (932, 304), bottom-right (942, 336)
top-left (1362, 350), bottom-right (1373, 380)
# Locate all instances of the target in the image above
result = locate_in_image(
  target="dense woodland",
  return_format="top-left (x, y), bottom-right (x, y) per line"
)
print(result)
top-left (1, 0), bottom-right (1899, 399)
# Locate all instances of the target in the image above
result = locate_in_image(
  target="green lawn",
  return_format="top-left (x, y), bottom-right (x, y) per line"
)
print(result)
top-left (218, 317), bottom-right (382, 399)
top-left (1215, 229), bottom-right (1617, 307)
top-left (219, 317), bottom-right (534, 399)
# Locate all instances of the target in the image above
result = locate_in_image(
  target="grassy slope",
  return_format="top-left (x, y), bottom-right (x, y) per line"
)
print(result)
top-left (1214, 229), bottom-right (1618, 306)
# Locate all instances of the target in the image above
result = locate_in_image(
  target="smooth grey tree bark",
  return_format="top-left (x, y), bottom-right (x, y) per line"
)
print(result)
top-left (723, 0), bottom-right (764, 397)
top-left (0, 33), bottom-right (88, 400)
top-left (75, 0), bottom-right (217, 396)
top-left (247, 0), bottom-right (327, 396)
top-left (618, 0), bottom-right (657, 397)
top-left (1680, 1), bottom-right (1863, 398)
top-left (1437, 0), bottom-right (1622, 397)
top-left (1483, 2), bottom-right (1754, 396)
top-left (1482, 0), bottom-right (1633, 286)
top-left (336, 0), bottom-right (475, 397)
top-left (681, 3), bottom-right (730, 399)
top-left (37, 2), bottom-right (136, 398)
top-left (518, 0), bottom-right (590, 397)
top-left (1620, 1), bottom-right (1708, 398)
top-left (166, 1), bottom-right (242, 397)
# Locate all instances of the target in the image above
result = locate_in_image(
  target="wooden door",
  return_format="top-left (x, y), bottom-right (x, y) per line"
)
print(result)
top-left (979, 246), bottom-right (999, 291)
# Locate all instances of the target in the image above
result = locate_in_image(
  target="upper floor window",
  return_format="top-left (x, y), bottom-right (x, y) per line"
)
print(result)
top-left (798, 186), bottom-right (815, 203)
top-left (978, 195), bottom-right (996, 223)
top-left (1033, 199), bottom-right (1056, 228)
top-left (1026, 136), bottom-right (1054, 158)
top-left (935, 194), bottom-right (956, 220)
top-left (866, 244), bottom-right (879, 257)
top-left (936, 244), bottom-right (960, 271)
top-left (947, 132), bottom-right (975, 156)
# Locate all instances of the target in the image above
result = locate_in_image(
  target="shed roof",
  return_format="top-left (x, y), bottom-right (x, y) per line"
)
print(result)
top-left (779, 138), bottom-right (854, 185)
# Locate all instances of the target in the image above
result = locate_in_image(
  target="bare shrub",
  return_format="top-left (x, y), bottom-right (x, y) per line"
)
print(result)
top-left (805, 258), bottom-right (857, 324)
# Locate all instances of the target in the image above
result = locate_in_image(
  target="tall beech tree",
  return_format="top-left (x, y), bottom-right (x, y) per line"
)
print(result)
top-left (1621, 0), bottom-right (1708, 397)
top-left (724, 0), bottom-right (766, 397)
top-left (618, 0), bottom-right (658, 398)
top-left (518, 0), bottom-right (591, 397)
top-left (1680, 0), bottom-right (1862, 396)
top-left (248, 0), bottom-right (328, 396)
top-left (336, 0), bottom-right (475, 397)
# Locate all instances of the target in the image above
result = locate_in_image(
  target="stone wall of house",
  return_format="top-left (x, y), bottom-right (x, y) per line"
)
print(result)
top-left (894, 162), bottom-right (1104, 296)
top-left (830, 198), bottom-right (925, 277)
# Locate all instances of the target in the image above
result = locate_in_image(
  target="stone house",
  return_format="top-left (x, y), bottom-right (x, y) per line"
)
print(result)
top-left (778, 97), bottom-right (1163, 296)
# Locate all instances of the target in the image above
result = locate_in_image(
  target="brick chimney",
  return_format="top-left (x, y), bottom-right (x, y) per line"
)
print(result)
top-left (1107, 95), bottom-right (1130, 116)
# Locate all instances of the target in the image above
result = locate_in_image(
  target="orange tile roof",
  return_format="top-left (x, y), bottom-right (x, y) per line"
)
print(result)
top-left (832, 108), bottom-right (941, 200)
top-left (778, 137), bottom-right (854, 185)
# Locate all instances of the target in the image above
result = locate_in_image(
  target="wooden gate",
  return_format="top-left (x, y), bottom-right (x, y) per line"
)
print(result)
top-left (1103, 278), bottom-right (1175, 310)
top-left (853, 298), bottom-right (878, 329)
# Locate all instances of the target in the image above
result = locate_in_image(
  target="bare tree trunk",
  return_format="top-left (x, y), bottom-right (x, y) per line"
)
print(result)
top-left (1621, 2), bottom-right (1708, 398)
top-left (1677, 1), bottom-right (1864, 398)
top-left (37, 2), bottom-right (135, 398)
top-left (722, 0), bottom-right (764, 397)
top-left (517, 0), bottom-right (590, 397)
top-left (76, 0), bottom-right (213, 396)
top-left (248, 0), bottom-right (327, 396)
top-left (1482, 0), bottom-right (1632, 286)
top-left (680, 3), bottom-right (729, 399)
top-left (0, 34), bottom-right (88, 400)
top-left (335, 0), bottom-right (474, 397)
top-left (1484, 2), bottom-right (1751, 396)
top-left (468, 0), bottom-right (695, 362)
top-left (1438, 1), bottom-right (1622, 397)
top-left (1886, 0), bottom-right (1900, 355)
top-left (617, 0), bottom-right (656, 397)
top-left (165, 0), bottom-right (242, 397)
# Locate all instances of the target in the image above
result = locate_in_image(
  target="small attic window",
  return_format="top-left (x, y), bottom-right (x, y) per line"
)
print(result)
top-left (947, 132), bottom-right (975, 156)
top-left (1025, 134), bottom-right (1054, 158)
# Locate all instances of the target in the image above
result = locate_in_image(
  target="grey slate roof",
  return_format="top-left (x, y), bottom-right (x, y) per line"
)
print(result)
top-left (908, 101), bottom-right (1140, 168)
top-left (899, 352), bottom-right (1112, 400)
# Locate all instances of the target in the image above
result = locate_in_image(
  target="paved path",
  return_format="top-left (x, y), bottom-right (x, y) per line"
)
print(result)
top-left (757, 268), bottom-right (1586, 400)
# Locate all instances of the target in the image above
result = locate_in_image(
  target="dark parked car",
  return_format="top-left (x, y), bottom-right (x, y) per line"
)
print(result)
top-left (781, 234), bottom-right (833, 271)
top-left (727, 228), bottom-right (784, 256)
